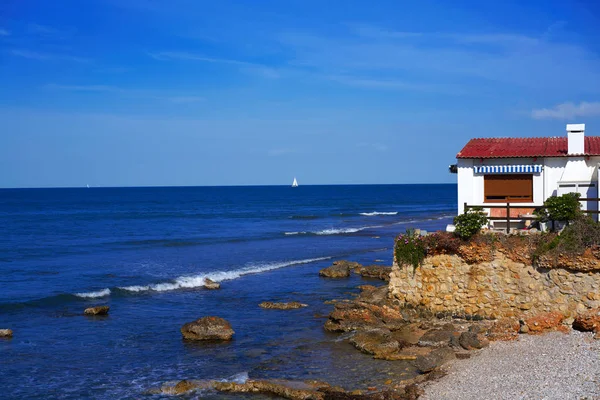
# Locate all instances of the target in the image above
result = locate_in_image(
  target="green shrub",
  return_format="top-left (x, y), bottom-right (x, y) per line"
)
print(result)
top-left (395, 229), bottom-right (427, 271)
top-left (453, 207), bottom-right (489, 240)
top-left (533, 216), bottom-right (600, 260)
top-left (535, 193), bottom-right (582, 230)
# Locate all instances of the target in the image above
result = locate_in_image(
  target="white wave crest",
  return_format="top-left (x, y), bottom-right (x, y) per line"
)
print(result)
top-left (284, 231), bottom-right (306, 236)
top-left (118, 256), bottom-right (331, 293)
top-left (221, 372), bottom-right (249, 384)
top-left (315, 227), bottom-right (364, 235)
top-left (75, 288), bottom-right (111, 298)
top-left (360, 211), bottom-right (398, 216)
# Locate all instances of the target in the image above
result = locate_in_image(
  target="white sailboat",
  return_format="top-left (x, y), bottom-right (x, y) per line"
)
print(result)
top-left (291, 177), bottom-right (299, 187)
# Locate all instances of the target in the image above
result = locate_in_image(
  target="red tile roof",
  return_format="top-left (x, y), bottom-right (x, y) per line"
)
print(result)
top-left (457, 137), bottom-right (600, 159)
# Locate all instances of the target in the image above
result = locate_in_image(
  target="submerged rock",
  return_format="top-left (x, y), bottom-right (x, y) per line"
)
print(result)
top-left (181, 316), bottom-right (234, 341)
top-left (84, 306), bottom-right (110, 316)
top-left (204, 278), bottom-right (221, 289)
top-left (0, 329), bottom-right (13, 338)
top-left (259, 301), bottom-right (308, 310)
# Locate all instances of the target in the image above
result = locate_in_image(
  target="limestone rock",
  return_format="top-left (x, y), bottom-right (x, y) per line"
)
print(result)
top-left (418, 329), bottom-right (457, 348)
top-left (524, 311), bottom-right (565, 334)
top-left (259, 301), bottom-right (308, 310)
top-left (414, 347), bottom-right (456, 373)
top-left (181, 316), bottom-right (234, 341)
top-left (349, 328), bottom-right (401, 358)
top-left (84, 305), bottom-right (110, 316)
top-left (458, 331), bottom-right (489, 350)
top-left (573, 308), bottom-right (600, 333)
top-left (356, 265), bottom-right (392, 281)
top-left (319, 261), bottom-right (356, 278)
top-left (204, 278), bottom-right (221, 290)
top-left (0, 329), bottom-right (13, 338)
top-left (487, 318), bottom-right (520, 341)
top-left (324, 301), bottom-right (404, 332)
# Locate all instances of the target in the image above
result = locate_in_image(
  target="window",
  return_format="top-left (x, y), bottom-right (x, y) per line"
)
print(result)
top-left (484, 174), bottom-right (533, 203)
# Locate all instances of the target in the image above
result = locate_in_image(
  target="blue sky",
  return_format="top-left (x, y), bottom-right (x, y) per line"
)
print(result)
top-left (1, 0), bottom-right (600, 187)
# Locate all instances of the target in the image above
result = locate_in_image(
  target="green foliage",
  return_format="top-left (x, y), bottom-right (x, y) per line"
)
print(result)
top-left (533, 216), bottom-right (600, 260)
top-left (535, 193), bottom-right (582, 229)
top-left (395, 229), bottom-right (427, 271)
top-left (453, 207), bottom-right (489, 240)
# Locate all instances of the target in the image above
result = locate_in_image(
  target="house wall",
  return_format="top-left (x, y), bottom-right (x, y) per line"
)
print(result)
top-left (457, 156), bottom-right (600, 216)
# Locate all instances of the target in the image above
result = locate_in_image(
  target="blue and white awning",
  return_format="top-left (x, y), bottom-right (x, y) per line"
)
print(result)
top-left (473, 165), bottom-right (542, 174)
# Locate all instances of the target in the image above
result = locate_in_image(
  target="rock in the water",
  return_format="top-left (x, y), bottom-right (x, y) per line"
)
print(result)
top-left (458, 331), bottom-right (489, 350)
top-left (259, 301), bottom-right (308, 310)
top-left (356, 265), bottom-right (392, 281)
top-left (181, 316), bottom-right (234, 341)
top-left (524, 311), bottom-right (565, 334)
top-left (324, 301), bottom-right (404, 332)
top-left (0, 329), bottom-right (13, 338)
top-left (349, 328), bottom-right (401, 358)
top-left (573, 308), bottom-right (600, 333)
top-left (414, 347), bottom-right (456, 373)
top-left (204, 278), bottom-right (221, 289)
top-left (84, 306), bottom-right (110, 316)
top-left (319, 261), bottom-right (355, 278)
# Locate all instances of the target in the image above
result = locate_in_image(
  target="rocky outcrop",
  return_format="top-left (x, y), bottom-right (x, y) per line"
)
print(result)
top-left (389, 253), bottom-right (600, 319)
top-left (355, 265), bottom-right (392, 281)
top-left (324, 301), bottom-right (404, 332)
top-left (487, 318), bottom-right (520, 341)
top-left (414, 347), bottom-right (456, 373)
top-left (523, 311), bottom-right (566, 334)
top-left (259, 301), bottom-right (308, 310)
top-left (0, 329), bottom-right (13, 338)
top-left (349, 328), bottom-right (402, 358)
top-left (573, 308), bottom-right (600, 335)
top-left (204, 278), bottom-right (221, 289)
top-left (458, 331), bottom-right (489, 350)
top-left (84, 306), bottom-right (110, 316)
top-left (320, 261), bottom-right (360, 278)
top-left (181, 316), bottom-right (234, 341)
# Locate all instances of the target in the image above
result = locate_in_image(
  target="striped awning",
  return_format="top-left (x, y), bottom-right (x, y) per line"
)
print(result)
top-left (473, 165), bottom-right (542, 174)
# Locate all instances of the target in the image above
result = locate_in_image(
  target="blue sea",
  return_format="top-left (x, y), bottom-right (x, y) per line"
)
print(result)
top-left (0, 184), bottom-right (456, 399)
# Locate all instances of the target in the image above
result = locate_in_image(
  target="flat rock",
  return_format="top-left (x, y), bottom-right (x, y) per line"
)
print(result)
top-left (204, 278), bottom-right (221, 290)
top-left (418, 329), bottom-right (457, 348)
top-left (319, 261), bottom-right (355, 278)
top-left (356, 265), bottom-right (392, 281)
top-left (84, 306), bottom-right (110, 316)
top-left (0, 329), bottom-right (13, 338)
top-left (349, 328), bottom-right (402, 358)
top-left (181, 316), bottom-right (234, 341)
top-left (458, 331), bottom-right (489, 350)
top-left (324, 301), bottom-right (404, 332)
top-left (259, 301), bottom-right (308, 310)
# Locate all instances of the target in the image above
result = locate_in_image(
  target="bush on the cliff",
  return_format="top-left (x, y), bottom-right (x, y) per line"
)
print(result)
top-left (453, 207), bottom-right (489, 240)
top-left (395, 229), bottom-right (427, 271)
top-left (535, 193), bottom-right (582, 230)
top-left (535, 215), bottom-right (600, 259)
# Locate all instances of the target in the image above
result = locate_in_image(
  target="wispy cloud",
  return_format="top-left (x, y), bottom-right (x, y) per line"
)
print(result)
top-left (44, 83), bottom-right (205, 103)
top-left (0, 28), bottom-right (9, 36)
top-left (10, 49), bottom-right (90, 63)
top-left (531, 102), bottom-right (600, 120)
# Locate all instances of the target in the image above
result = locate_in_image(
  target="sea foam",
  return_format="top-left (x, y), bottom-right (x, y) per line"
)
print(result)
top-left (118, 256), bottom-right (331, 293)
top-left (359, 211), bottom-right (398, 216)
top-left (75, 288), bottom-right (111, 298)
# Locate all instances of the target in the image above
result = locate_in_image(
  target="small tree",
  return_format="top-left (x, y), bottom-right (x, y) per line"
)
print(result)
top-left (535, 193), bottom-right (582, 231)
top-left (453, 207), bottom-right (489, 240)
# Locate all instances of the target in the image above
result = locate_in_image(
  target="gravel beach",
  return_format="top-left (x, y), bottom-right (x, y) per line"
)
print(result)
top-left (421, 331), bottom-right (600, 400)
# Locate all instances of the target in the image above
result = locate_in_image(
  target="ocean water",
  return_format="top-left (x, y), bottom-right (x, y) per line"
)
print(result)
top-left (0, 184), bottom-right (456, 399)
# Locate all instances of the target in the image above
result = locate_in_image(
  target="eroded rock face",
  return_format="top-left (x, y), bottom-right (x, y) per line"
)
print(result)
top-left (84, 306), bottom-right (110, 316)
top-left (181, 316), bottom-right (234, 341)
top-left (0, 329), bottom-right (13, 338)
top-left (259, 301), bottom-right (308, 310)
top-left (204, 278), bottom-right (221, 289)
top-left (487, 318), bottom-right (520, 341)
top-left (319, 261), bottom-right (358, 278)
top-left (573, 308), bottom-right (600, 333)
top-left (523, 311), bottom-right (566, 334)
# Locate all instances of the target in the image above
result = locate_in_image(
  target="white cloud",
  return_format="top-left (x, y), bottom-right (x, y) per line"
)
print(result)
top-left (531, 102), bottom-right (600, 119)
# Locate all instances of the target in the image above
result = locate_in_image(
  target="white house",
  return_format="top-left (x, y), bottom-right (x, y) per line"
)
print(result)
top-left (454, 124), bottom-right (600, 226)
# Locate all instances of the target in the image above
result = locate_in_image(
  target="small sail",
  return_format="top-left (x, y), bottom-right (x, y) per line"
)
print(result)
top-left (292, 177), bottom-right (298, 187)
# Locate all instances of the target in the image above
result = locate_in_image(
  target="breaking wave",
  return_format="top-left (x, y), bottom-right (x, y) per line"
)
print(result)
top-left (285, 226), bottom-right (378, 236)
top-left (74, 288), bottom-right (111, 298)
top-left (118, 256), bottom-right (331, 293)
top-left (359, 211), bottom-right (398, 216)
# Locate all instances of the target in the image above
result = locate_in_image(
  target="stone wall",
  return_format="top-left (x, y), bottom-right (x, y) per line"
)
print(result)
top-left (389, 254), bottom-right (600, 319)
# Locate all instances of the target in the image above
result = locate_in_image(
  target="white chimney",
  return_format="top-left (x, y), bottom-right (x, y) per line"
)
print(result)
top-left (567, 123), bottom-right (585, 155)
